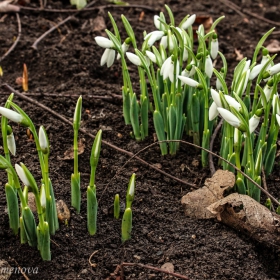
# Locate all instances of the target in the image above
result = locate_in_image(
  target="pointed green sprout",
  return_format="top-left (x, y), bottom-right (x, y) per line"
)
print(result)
top-left (114, 194), bottom-right (120, 219)
top-left (71, 96), bottom-right (82, 213)
top-left (87, 129), bottom-right (102, 235)
top-left (126, 173), bottom-right (136, 208)
top-left (121, 207), bottom-right (132, 242)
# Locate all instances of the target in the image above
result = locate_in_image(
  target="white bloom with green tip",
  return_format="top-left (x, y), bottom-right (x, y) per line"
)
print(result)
top-left (117, 42), bottom-right (130, 60)
top-left (249, 114), bottom-right (260, 134)
top-left (7, 133), bottom-right (16, 156)
top-left (178, 75), bottom-right (199, 87)
top-left (181, 14), bottom-right (196, 30)
top-left (267, 63), bottom-right (280, 76)
top-left (249, 64), bottom-right (263, 80)
top-left (209, 102), bottom-right (219, 121)
top-left (15, 163), bottom-right (30, 187)
top-left (126, 52), bottom-right (141, 66)
top-left (144, 30), bottom-right (165, 47)
top-left (211, 89), bottom-right (222, 107)
top-left (210, 39), bottom-right (218, 60)
top-left (217, 108), bottom-right (240, 128)
top-left (205, 55), bottom-right (213, 78)
top-left (145, 50), bottom-right (157, 64)
top-left (0, 107), bottom-right (24, 124)
top-left (101, 49), bottom-right (115, 68)
top-left (39, 126), bottom-right (48, 152)
top-left (95, 36), bottom-right (114, 49)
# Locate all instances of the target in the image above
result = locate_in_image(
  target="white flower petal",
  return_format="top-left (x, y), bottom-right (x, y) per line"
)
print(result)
top-left (249, 114), bottom-right (260, 134)
top-left (205, 55), bottom-right (213, 78)
top-left (7, 133), bottom-right (16, 156)
top-left (249, 64), bottom-right (263, 80)
top-left (210, 39), bottom-right (218, 60)
top-left (181, 14), bottom-right (196, 30)
top-left (178, 76), bottom-right (199, 87)
top-left (95, 36), bottom-right (114, 49)
top-left (0, 107), bottom-right (23, 123)
top-left (15, 163), bottom-right (30, 187)
top-left (154, 15), bottom-right (161, 30)
top-left (100, 48), bottom-right (110, 66)
top-left (211, 89), bottom-right (222, 108)
top-left (224, 95), bottom-right (241, 111)
top-left (146, 50), bottom-right (157, 63)
top-left (209, 102), bottom-right (219, 121)
top-left (217, 108), bottom-right (240, 128)
top-left (160, 36), bottom-right (168, 49)
top-left (276, 114), bottom-right (280, 127)
top-left (106, 49), bottom-right (115, 67)
top-left (145, 31), bottom-right (165, 47)
top-left (268, 63), bottom-right (280, 76)
top-left (126, 52), bottom-right (141, 66)
top-left (39, 126), bottom-right (48, 151)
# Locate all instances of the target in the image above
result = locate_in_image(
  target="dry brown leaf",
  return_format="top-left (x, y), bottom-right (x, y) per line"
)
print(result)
top-left (207, 193), bottom-right (280, 247)
top-left (181, 170), bottom-right (235, 219)
top-left (93, 15), bottom-right (106, 32)
top-left (234, 48), bottom-right (244, 61)
top-left (58, 138), bottom-right (85, 160)
top-left (266, 39), bottom-right (280, 53)
top-left (0, 1), bottom-right (20, 12)
top-left (161, 262), bottom-right (174, 273)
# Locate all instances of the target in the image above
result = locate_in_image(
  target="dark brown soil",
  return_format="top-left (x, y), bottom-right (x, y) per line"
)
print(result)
top-left (0, 0), bottom-right (280, 279)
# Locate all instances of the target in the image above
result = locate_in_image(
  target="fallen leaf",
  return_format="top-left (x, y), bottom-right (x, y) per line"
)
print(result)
top-left (161, 262), bottom-right (174, 273)
top-left (58, 138), bottom-right (85, 160)
top-left (0, 1), bottom-right (20, 13)
top-left (139, 11), bottom-right (145, 21)
top-left (181, 170), bottom-right (235, 219)
top-left (234, 48), bottom-right (244, 61)
top-left (93, 15), bottom-right (106, 32)
top-left (266, 39), bottom-right (280, 53)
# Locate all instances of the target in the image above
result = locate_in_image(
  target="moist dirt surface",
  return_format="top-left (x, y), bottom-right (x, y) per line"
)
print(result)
top-left (0, 0), bottom-right (280, 279)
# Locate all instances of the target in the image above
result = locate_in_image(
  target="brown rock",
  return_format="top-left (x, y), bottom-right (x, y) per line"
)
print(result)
top-left (56, 200), bottom-right (70, 222)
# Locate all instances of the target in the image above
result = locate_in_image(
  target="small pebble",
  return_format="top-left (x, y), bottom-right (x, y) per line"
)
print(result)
top-left (56, 200), bottom-right (70, 222)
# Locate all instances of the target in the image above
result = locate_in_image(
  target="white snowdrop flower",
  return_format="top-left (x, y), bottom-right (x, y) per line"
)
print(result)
top-left (145, 50), bottom-right (157, 64)
top-left (117, 42), bottom-right (130, 60)
top-left (205, 55), bottom-right (213, 78)
top-left (178, 76), bottom-right (199, 87)
top-left (216, 78), bottom-right (222, 91)
top-left (40, 184), bottom-right (46, 208)
top-left (276, 114), bottom-right (280, 127)
top-left (183, 48), bottom-right (188, 61)
top-left (7, 133), bottom-right (16, 156)
top-left (126, 52), bottom-right (142, 66)
top-left (181, 14), bottom-right (196, 30)
top-left (0, 107), bottom-right (24, 124)
top-left (95, 36), bottom-right (114, 49)
top-left (101, 48), bottom-right (116, 67)
top-left (160, 36), bottom-right (168, 49)
top-left (264, 84), bottom-right (273, 102)
top-left (15, 164), bottom-right (30, 187)
top-left (154, 15), bottom-right (161, 30)
top-left (249, 114), bottom-right (260, 134)
top-left (39, 126), bottom-right (48, 153)
top-left (168, 34), bottom-right (175, 51)
top-left (217, 108), bottom-right (240, 128)
top-left (210, 38), bottom-right (219, 60)
top-left (249, 64), bottom-right (263, 80)
top-left (144, 30), bottom-right (165, 47)
top-left (209, 102), bottom-right (219, 121)
top-left (243, 60), bottom-right (251, 73)
top-left (224, 95), bottom-right (241, 111)
top-left (160, 56), bottom-right (172, 79)
top-left (267, 63), bottom-right (280, 76)
top-left (211, 89), bottom-right (222, 108)
top-left (238, 69), bottom-right (250, 96)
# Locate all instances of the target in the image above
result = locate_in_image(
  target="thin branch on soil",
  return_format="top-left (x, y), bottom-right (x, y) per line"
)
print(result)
top-left (0, 13), bottom-right (21, 63)
top-left (88, 250), bottom-right (99, 268)
top-left (0, 91), bottom-right (122, 102)
top-left (2, 83), bottom-right (195, 189)
top-left (11, 258), bottom-right (30, 280)
top-left (31, 0), bottom-right (98, 50)
top-left (114, 262), bottom-right (190, 280)
top-left (218, 0), bottom-right (280, 27)
top-left (209, 118), bottom-right (223, 176)
top-left (20, 4), bottom-right (159, 13)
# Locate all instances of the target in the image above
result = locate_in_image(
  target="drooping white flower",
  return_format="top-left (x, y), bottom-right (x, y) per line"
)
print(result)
top-left (224, 95), bottom-right (241, 111)
top-left (126, 52), bottom-right (142, 66)
top-left (160, 56), bottom-right (179, 83)
top-left (160, 36), bottom-right (168, 49)
top-left (154, 15), bottom-right (161, 30)
top-left (264, 84), bottom-right (273, 102)
top-left (210, 38), bottom-right (219, 60)
top-left (40, 184), bottom-right (46, 208)
top-left (205, 55), bottom-right (213, 78)
top-left (15, 163), bottom-right (30, 187)
top-left (101, 48), bottom-right (116, 67)
top-left (95, 36), bottom-right (114, 49)
top-left (117, 42), bottom-right (130, 60)
top-left (267, 63), bottom-right (280, 76)
top-left (209, 102), bottom-right (219, 121)
top-left (7, 133), bottom-right (16, 156)
top-left (0, 107), bottom-right (24, 124)
top-left (276, 114), bottom-right (280, 127)
top-left (216, 78), bottom-right (222, 91)
top-left (144, 30), bottom-right (165, 47)
top-left (217, 108), bottom-right (240, 128)
top-left (211, 89), bottom-right (222, 107)
top-left (39, 126), bottom-right (48, 153)
top-left (249, 114), bottom-right (260, 134)
top-left (181, 14), bottom-right (196, 30)
top-left (249, 64), bottom-right (263, 80)
top-left (178, 76), bottom-right (199, 87)
top-left (145, 50), bottom-right (157, 64)
top-left (272, 94), bottom-right (280, 115)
